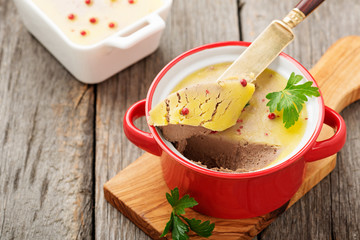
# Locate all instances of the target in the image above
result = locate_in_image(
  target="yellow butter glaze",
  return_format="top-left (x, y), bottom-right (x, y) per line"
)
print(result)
top-left (168, 63), bottom-right (308, 165)
top-left (31, 0), bottom-right (163, 45)
top-left (149, 75), bottom-right (255, 131)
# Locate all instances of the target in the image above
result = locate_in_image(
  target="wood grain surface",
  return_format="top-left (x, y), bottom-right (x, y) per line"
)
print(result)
top-left (0, 0), bottom-right (94, 239)
top-left (0, 0), bottom-right (359, 239)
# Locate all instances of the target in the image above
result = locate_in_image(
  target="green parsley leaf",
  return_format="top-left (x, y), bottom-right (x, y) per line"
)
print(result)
top-left (166, 187), bottom-right (198, 215)
top-left (160, 212), bottom-right (174, 237)
top-left (183, 217), bottom-right (215, 237)
top-left (161, 187), bottom-right (215, 239)
top-left (266, 72), bottom-right (320, 128)
top-left (172, 215), bottom-right (190, 240)
top-left (166, 188), bottom-right (180, 207)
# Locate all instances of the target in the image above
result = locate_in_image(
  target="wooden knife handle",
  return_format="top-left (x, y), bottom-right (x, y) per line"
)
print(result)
top-left (295, 0), bottom-right (325, 16)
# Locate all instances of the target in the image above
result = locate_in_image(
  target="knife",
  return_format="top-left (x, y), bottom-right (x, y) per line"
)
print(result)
top-left (217, 0), bottom-right (325, 83)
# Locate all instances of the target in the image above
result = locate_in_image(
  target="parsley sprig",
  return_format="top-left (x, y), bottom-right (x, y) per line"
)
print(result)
top-left (266, 72), bottom-right (320, 128)
top-left (160, 187), bottom-right (215, 240)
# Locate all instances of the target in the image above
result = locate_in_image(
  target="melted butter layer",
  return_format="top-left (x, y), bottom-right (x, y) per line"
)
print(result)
top-left (173, 63), bottom-right (307, 165)
top-left (31, 0), bottom-right (163, 45)
top-left (149, 80), bottom-right (255, 131)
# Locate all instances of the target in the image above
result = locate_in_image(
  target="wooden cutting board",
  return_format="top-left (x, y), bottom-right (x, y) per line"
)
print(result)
top-left (104, 36), bottom-right (360, 240)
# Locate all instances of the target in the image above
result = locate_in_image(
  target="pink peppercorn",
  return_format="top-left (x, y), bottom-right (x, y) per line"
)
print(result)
top-left (240, 79), bottom-right (247, 87)
top-left (268, 113), bottom-right (276, 120)
top-left (68, 14), bottom-right (75, 20)
top-left (181, 108), bottom-right (189, 115)
top-left (89, 18), bottom-right (97, 24)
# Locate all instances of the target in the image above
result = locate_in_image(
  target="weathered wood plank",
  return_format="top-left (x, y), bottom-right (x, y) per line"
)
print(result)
top-left (240, 0), bottom-right (360, 239)
top-left (0, 1), bottom-right (94, 239)
top-left (95, 0), bottom-right (239, 239)
top-left (330, 103), bottom-right (360, 240)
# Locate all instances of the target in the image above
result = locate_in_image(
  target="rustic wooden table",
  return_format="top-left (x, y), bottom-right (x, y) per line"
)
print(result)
top-left (1, 0), bottom-right (359, 239)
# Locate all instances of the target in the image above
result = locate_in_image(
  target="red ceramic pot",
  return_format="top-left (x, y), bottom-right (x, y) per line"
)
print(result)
top-left (123, 42), bottom-right (346, 219)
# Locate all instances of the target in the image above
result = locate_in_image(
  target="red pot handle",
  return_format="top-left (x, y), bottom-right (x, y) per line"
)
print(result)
top-left (304, 106), bottom-right (346, 162)
top-left (123, 99), bottom-right (162, 156)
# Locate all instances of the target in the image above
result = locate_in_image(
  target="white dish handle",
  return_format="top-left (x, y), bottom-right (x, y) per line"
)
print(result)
top-left (105, 14), bottom-right (165, 49)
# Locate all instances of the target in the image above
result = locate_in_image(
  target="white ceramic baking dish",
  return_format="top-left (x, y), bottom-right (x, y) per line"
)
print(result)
top-left (14, 0), bottom-right (172, 84)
